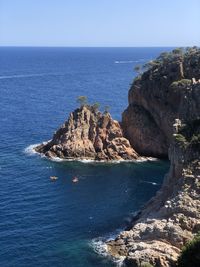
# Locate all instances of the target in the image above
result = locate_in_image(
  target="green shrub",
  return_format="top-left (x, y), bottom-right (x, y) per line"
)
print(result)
top-left (171, 79), bottom-right (191, 88)
top-left (92, 102), bottom-right (100, 112)
top-left (177, 119), bottom-right (200, 145)
top-left (172, 47), bottom-right (184, 55)
top-left (104, 105), bottom-right (110, 114)
top-left (77, 95), bottom-right (88, 107)
top-left (134, 65), bottom-right (142, 75)
top-left (174, 134), bottom-right (188, 149)
top-left (191, 134), bottom-right (200, 144)
top-left (174, 134), bottom-right (187, 143)
top-left (177, 233), bottom-right (200, 267)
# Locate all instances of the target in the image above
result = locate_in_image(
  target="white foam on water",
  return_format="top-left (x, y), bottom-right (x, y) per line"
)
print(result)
top-left (137, 156), bottom-right (158, 162)
top-left (115, 60), bottom-right (138, 64)
top-left (91, 238), bottom-right (108, 257)
top-left (91, 239), bottom-right (125, 266)
top-left (0, 73), bottom-right (60, 80)
top-left (50, 157), bottom-right (125, 164)
top-left (140, 180), bottom-right (159, 186)
top-left (24, 144), bottom-right (40, 156)
top-left (114, 59), bottom-right (147, 64)
top-left (50, 156), bottom-right (65, 162)
top-left (24, 141), bottom-right (50, 156)
top-left (25, 143), bottom-right (159, 164)
top-left (90, 228), bottom-right (125, 266)
top-left (77, 158), bottom-right (96, 163)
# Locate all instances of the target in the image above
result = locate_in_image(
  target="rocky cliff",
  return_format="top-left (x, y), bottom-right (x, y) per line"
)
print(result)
top-left (35, 105), bottom-right (138, 161)
top-left (122, 47), bottom-right (200, 157)
top-left (34, 47), bottom-right (200, 266)
top-left (107, 119), bottom-right (200, 267)
top-left (106, 48), bottom-right (200, 266)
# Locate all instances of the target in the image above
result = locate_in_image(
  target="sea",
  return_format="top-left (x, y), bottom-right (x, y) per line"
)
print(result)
top-left (0, 47), bottom-right (171, 267)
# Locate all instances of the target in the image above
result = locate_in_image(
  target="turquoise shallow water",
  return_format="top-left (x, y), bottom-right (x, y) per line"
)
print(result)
top-left (0, 47), bottom-right (171, 267)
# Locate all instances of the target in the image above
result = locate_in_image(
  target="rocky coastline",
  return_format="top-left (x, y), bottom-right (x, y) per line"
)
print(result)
top-left (106, 47), bottom-right (200, 266)
top-left (107, 119), bottom-right (200, 266)
top-left (35, 47), bottom-right (200, 266)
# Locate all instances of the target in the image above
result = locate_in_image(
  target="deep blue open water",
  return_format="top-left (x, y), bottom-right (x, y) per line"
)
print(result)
top-left (0, 47), bottom-right (170, 267)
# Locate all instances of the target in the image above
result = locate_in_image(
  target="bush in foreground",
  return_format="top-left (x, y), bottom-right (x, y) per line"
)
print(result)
top-left (177, 233), bottom-right (200, 267)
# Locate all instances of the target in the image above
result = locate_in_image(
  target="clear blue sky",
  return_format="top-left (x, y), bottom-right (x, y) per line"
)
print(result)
top-left (0, 0), bottom-right (199, 47)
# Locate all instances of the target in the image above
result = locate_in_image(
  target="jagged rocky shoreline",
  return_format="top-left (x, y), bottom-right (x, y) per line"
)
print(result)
top-left (35, 47), bottom-right (200, 266)
top-left (107, 119), bottom-right (200, 266)
top-left (106, 47), bottom-right (200, 266)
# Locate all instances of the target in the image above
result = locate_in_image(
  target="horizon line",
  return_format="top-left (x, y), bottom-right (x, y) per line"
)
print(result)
top-left (0, 45), bottom-right (186, 48)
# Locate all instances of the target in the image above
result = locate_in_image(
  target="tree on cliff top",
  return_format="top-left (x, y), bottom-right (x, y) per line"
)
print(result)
top-left (77, 96), bottom-right (88, 107)
top-left (134, 65), bottom-right (142, 75)
top-left (104, 105), bottom-right (110, 114)
top-left (92, 102), bottom-right (100, 112)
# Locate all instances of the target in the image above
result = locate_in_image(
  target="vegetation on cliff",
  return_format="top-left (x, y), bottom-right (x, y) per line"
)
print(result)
top-left (134, 46), bottom-right (200, 82)
top-left (123, 47), bottom-right (200, 157)
top-left (177, 232), bottom-right (200, 267)
top-left (174, 118), bottom-right (200, 149)
top-left (107, 48), bottom-right (200, 267)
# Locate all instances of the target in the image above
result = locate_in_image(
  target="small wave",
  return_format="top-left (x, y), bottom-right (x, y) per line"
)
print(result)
top-left (25, 143), bottom-right (158, 164)
top-left (50, 157), bottom-right (139, 164)
top-left (115, 60), bottom-right (138, 64)
top-left (137, 156), bottom-right (158, 162)
top-left (24, 144), bottom-right (40, 156)
top-left (24, 141), bottom-right (49, 156)
top-left (0, 73), bottom-right (60, 80)
top-left (114, 59), bottom-right (147, 64)
top-left (140, 180), bottom-right (159, 186)
top-left (91, 238), bottom-right (108, 257)
top-left (91, 229), bottom-right (125, 266)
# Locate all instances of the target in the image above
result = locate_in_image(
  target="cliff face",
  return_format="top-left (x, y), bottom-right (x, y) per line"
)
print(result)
top-left (107, 119), bottom-right (200, 267)
top-left (122, 48), bottom-right (200, 157)
top-left (35, 106), bottom-right (138, 161)
top-left (106, 48), bottom-right (200, 266)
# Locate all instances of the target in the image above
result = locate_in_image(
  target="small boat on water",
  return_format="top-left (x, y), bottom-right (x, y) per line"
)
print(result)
top-left (50, 176), bottom-right (58, 181)
top-left (72, 176), bottom-right (79, 183)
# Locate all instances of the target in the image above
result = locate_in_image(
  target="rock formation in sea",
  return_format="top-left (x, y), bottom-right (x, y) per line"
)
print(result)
top-left (106, 47), bottom-right (200, 266)
top-left (35, 105), bottom-right (138, 161)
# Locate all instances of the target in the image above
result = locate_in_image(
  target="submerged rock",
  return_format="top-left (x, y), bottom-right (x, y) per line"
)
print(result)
top-left (35, 105), bottom-right (139, 161)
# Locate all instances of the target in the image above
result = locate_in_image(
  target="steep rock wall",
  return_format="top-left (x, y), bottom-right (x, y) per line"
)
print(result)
top-left (122, 48), bottom-right (200, 157)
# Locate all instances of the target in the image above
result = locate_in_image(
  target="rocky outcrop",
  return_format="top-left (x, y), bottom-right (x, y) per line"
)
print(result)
top-left (107, 119), bottom-right (200, 267)
top-left (35, 105), bottom-right (139, 161)
top-left (106, 48), bottom-right (200, 266)
top-left (122, 48), bottom-right (200, 157)
top-left (34, 48), bottom-right (200, 266)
